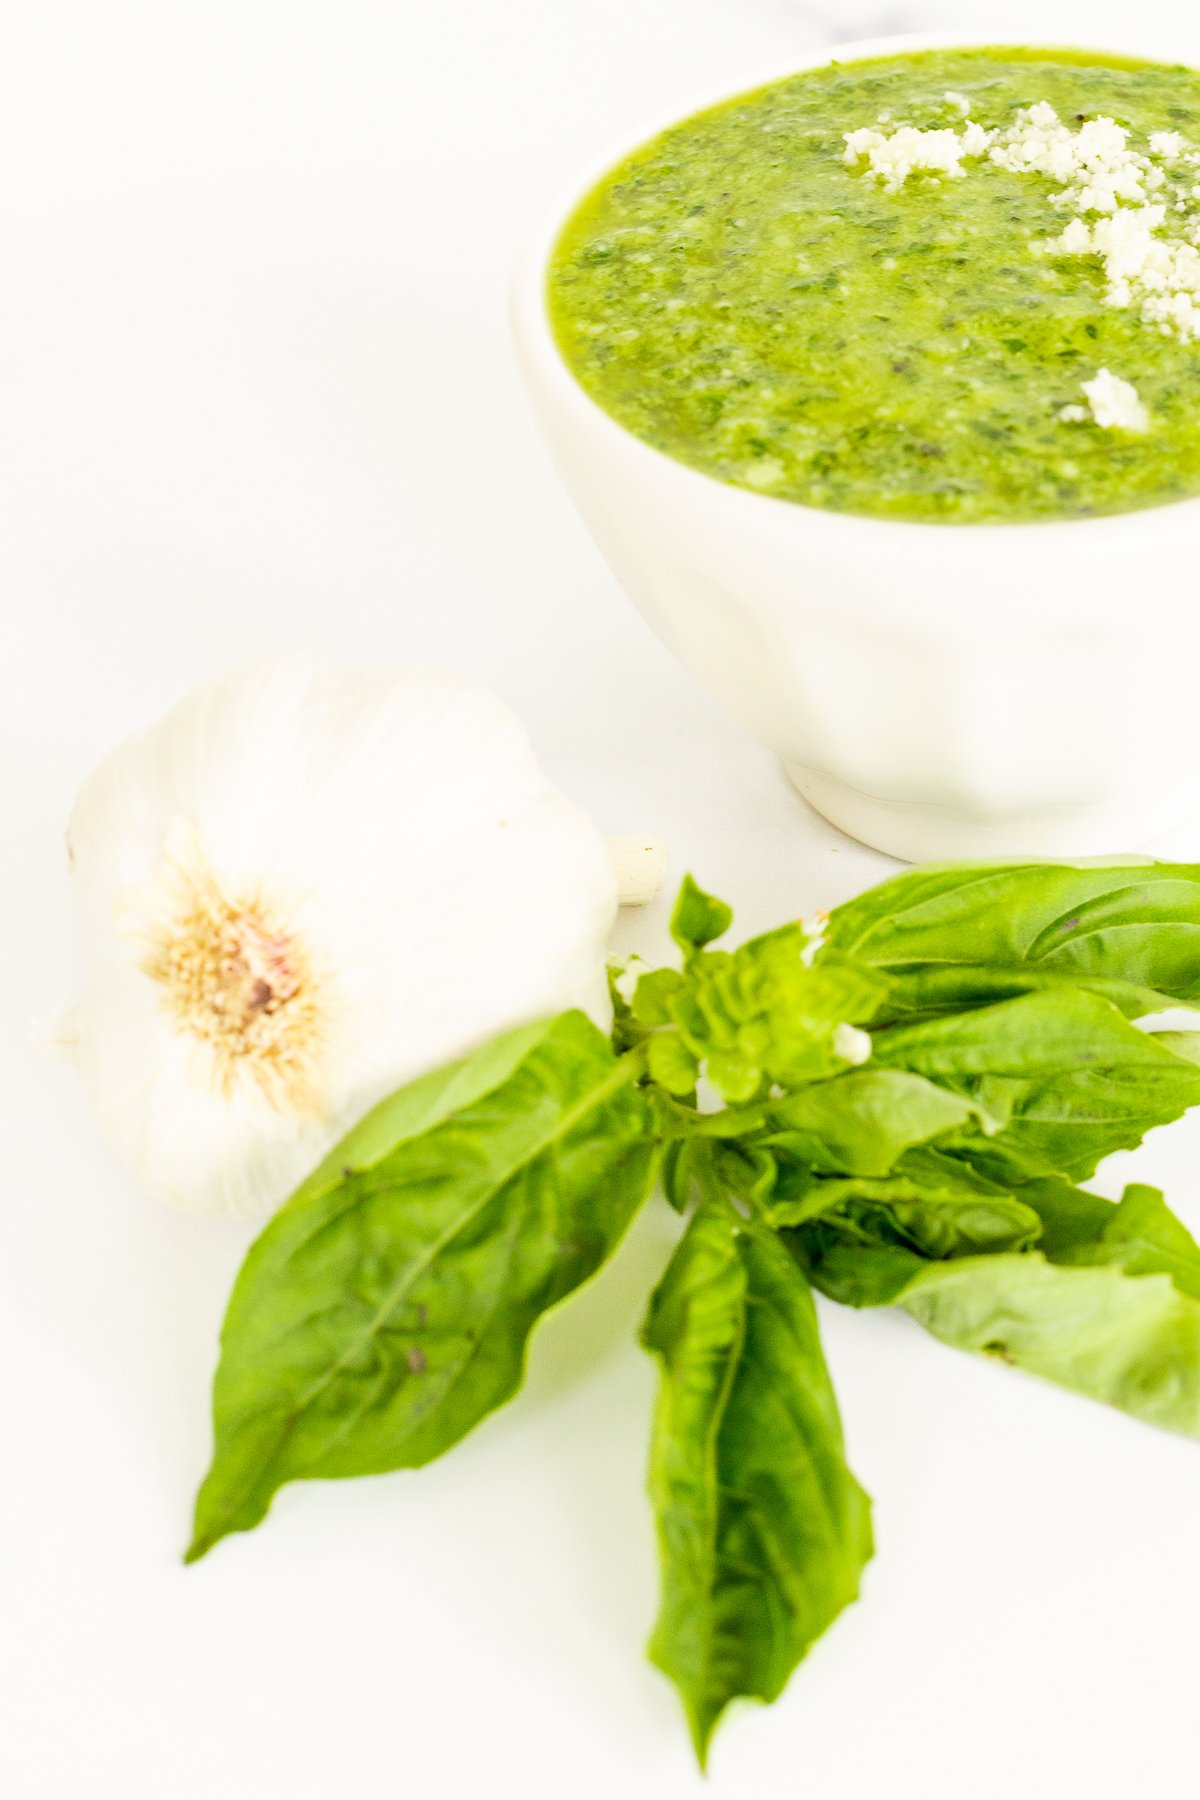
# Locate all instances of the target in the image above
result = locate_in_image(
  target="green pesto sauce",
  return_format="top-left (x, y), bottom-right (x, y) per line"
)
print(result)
top-left (548, 47), bottom-right (1200, 523)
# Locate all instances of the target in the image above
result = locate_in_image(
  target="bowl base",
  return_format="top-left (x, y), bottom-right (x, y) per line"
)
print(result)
top-left (784, 763), bottom-right (1200, 863)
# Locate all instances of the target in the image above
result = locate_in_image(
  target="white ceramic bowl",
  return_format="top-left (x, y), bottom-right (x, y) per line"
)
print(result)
top-left (513, 33), bottom-right (1200, 862)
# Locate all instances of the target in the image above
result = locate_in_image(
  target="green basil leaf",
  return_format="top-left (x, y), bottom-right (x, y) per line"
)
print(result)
top-left (663, 925), bottom-right (887, 1104)
top-left (647, 1031), bottom-right (701, 1097)
top-left (797, 1173), bottom-right (1200, 1435)
top-left (714, 1143), bottom-right (779, 1209)
top-left (671, 874), bottom-right (734, 955)
top-left (896, 1143), bottom-right (1016, 1195)
top-left (872, 990), bottom-right (1200, 1180)
top-left (825, 860), bottom-right (1200, 1019)
top-left (765, 1068), bottom-right (999, 1176)
top-left (871, 963), bottom-right (1169, 1022)
top-left (299, 1015), bottom-right (556, 1185)
top-left (643, 1205), bottom-right (872, 1764)
top-left (631, 966), bottom-right (687, 1028)
top-left (661, 1139), bottom-right (701, 1214)
top-left (774, 1174), bottom-right (1042, 1255)
top-left (791, 1228), bottom-right (929, 1309)
top-left (899, 1244), bottom-right (1200, 1440)
top-left (1042, 1181), bottom-right (1200, 1300)
top-left (1152, 1030), bottom-right (1200, 1067)
top-left (783, 1153), bottom-right (1042, 1306)
top-left (872, 987), bottom-right (1167, 1080)
top-left (1012, 1174), bottom-right (1128, 1257)
top-left (188, 1012), bottom-right (656, 1562)
top-left (948, 1175), bottom-right (1200, 1296)
top-left (607, 959), bottom-right (647, 1054)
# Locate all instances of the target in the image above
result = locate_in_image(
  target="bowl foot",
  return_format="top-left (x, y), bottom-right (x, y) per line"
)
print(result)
top-left (784, 763), bottom-right (1200, 863)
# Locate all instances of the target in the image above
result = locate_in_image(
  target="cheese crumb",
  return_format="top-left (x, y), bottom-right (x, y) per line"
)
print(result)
top-left (1054, 216), bottom-right (1092, 255)
top-left (1061, 369), bottom-right (1150, 432)
top-left (1049, 205), bottom-right (1200, 341)
top-left (843, 122), bottom-right (993, 191)
top-left (944, 91), bottom-right (972, 116)
top-left (843, 98), bottom-right (1200, 343)
top-left (990, 105), bottom-right (1151, 213)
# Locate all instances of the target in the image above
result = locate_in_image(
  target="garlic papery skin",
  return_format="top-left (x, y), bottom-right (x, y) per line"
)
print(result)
top-left (66, 662), bottom-right (619, 1220)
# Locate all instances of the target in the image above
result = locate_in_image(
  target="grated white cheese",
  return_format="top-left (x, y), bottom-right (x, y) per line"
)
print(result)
top-left (843, 122), bottom-right (993, 190)
top-left (944, 90), bottom-right (972, 116)
top-left (960, 123), bottom-right (993, 157)
top-left (842, 96), bottom-right (1200, 345)
top-left (989, 103), bottom-right (1156, 213)
top-left (1061, 369), bottom-right (1150, 432)
top-left (1049, 204), bottom-right (1200, 341)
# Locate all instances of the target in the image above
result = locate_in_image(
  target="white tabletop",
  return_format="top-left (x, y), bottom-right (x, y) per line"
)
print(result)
top-left (7, 2), bottom-right (1200, 1795)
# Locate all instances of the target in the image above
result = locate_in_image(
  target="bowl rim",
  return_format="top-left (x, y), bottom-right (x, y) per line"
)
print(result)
top-left (511, 28), bottom-right (1200, 546)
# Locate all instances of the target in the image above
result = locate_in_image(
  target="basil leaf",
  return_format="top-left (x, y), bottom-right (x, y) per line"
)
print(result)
top-left (663, 925), bottom-right (888, 1104)
top-left (825, 860), bottom-right (1200, 1019)
top-left (630, 966), bottom-right (687, 1027)
top-left (870, 962), bottom-right (1171, 1022)
top-left (671, 874), bottom-right (733, 955)
top-left (647, 1030), bottom-right (701, 1097)
top-left (188, 1013), bottom-right (656, 1562)
top-left (873, 990), bottom-right (1200, 1180)
top-left (643, 1205), bottom-right (872, 1764)
top-left (792, 1228), bottom-right (930, 1309)
top-left (1013, 1174), bottom-right (1132, 1257)
top-left (872, 987), bottom-right (1170, 1079)
top-left (765, 1068), bottom-right (999, 1175)
top-left (797, 1178), bottom-right (1200, 1436)
top-left (661, 1139), bottom-right (702, 1214)
top-left (775, 1174), bottom-right (1042, 1255)
top-left (294, 1016), bottom-right (556, 1185)
top-left (900, 1244), bottom-right (1200, 1440)
top-left (607, 958), bottom-right (648, 1054)
top-left (784, 1156), bottom-right (1042, 1307)
top-left (1042, 1181), bottom-right (1200, 1300)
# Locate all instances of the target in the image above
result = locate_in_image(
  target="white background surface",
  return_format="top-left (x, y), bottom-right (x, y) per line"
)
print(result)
top-left (7, 2), bottom-right (1200, 1795)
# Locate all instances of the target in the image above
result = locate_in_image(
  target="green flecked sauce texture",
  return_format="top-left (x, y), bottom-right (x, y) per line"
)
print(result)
top-left (548, 47), bottom-right (1200, 523)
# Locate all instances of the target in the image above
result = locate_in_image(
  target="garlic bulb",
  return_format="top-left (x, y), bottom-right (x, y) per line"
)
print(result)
top-left (66, 662), bottom-right (619, 1220)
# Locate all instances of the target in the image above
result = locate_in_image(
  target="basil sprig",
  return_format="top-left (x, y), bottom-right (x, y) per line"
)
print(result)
top-left (187, 861), bottom-right (1200, 1762)
top-left (644, 1205), bottom-right (872, 1765)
